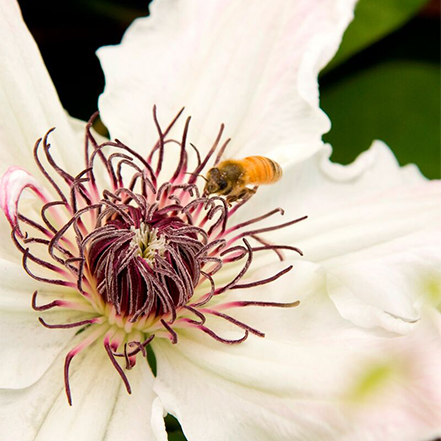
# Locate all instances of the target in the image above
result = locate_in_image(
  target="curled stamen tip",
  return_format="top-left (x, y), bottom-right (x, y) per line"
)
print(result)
top-left (87, 111), bottom-right (100, 126)
top-left (32, 290), bottom-right (61, 311)
top-left (46, 127), bottom-right (56, 136)
top-left (43, 128), bottom-right (56, 145)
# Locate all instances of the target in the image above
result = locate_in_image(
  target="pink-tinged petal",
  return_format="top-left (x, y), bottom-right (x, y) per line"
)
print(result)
top-left (98, 0), bottom-right (356, 162)
top-left (0, 201), bottom-right (24, 261)
top-left (0, 166), bottom-right (51, 231)
top-left (0, 0), bottom-right (83, 176)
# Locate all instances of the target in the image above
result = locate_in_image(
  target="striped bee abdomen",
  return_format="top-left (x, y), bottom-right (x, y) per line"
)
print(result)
top-left (242, 156), bottom-right (282, 185)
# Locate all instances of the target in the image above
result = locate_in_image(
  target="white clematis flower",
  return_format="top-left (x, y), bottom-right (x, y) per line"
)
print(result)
top-left (0, 1), bottom-right (441, 441)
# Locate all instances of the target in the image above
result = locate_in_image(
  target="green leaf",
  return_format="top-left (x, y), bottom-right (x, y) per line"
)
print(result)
top-left (324, 0), bottom-right (430, 72)
top-left (168, 433), bottom-right (187, 441)
top-left (165, 414), bottom-right (188, 441)
top-left (321, 61), bottom-right (440, 178)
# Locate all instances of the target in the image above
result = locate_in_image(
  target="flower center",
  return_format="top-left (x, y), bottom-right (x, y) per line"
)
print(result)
top-left (130, 223), bottom-right (166, 262)
top-left (2, 107), bottom-right (306, 405)
top-left (85, 204), bottom-right (207, 321)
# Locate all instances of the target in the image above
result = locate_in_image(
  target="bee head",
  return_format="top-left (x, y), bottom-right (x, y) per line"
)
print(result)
top-left (205, 168), bottom-right (228, 195)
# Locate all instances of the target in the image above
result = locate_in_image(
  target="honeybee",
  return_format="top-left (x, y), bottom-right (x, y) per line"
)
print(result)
top-left (204, 156), bottom-right (282, 204)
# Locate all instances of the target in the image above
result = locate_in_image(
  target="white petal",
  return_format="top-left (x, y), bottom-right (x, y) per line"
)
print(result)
top-left (104, 361), bottom-right (167, 441)
top-left (98, 0), bottom-right (356, 160)
top-left (0, 307), bottom-right (81, 389)
top-left (0, 256), bottom-right (91, 388)
top-left (207, 261), bottom-right (347, 339)
top-left (326, 230), bottom-right (441, 333)
top-left (153, 262), bottom-right (441, 440)
top-left (230, 142), bottom-right (441, 331)
top-left (0, 342), bottom-right (167, 441)
top-left (232, 141), bottom-right (429, 230)
top-left (0, 0), bottom-right (83, 176)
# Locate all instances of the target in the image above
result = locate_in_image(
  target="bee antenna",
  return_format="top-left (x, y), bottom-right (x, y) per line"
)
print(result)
top-left (184, 172), bottom-right (208, 182)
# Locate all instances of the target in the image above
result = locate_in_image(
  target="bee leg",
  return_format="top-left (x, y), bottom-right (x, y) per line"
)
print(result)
top-left (242, 187), bottom-right (257, 201)
top-left (225, 195), bottom-right (237, 206)
top-left (226, 187), bottom-right (258, 205)
top-left (248, 186), bottom-right (258, 197)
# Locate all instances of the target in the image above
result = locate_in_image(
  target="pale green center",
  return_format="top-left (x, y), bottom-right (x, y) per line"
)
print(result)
top-left (130, 223), bottom-right (167, 265)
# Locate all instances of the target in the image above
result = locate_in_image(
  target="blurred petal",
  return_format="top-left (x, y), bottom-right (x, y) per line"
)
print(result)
top-left (0, 343), bottom-right (167, 441)
top-left (234, 141), bottom-right (441, 331)
top-left (0, 0), bottom-right (83, 176)
top-left (98, 0), bottom-right (356, 160)
top-left (340, 308), bottom-right (441, 441)
top-left (153, 262), bottom-right (441, 440)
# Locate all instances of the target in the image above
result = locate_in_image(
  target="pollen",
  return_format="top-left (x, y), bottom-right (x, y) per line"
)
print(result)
top-left (130, 223), bottom-right (167, 264)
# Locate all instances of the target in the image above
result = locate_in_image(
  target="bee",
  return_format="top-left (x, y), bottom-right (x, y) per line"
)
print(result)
top-left (204, 156), bottom-right (282, 204)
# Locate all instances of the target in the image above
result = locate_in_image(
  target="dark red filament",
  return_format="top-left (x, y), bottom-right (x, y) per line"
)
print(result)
top-left (8, 108), bottom-right (306, 405)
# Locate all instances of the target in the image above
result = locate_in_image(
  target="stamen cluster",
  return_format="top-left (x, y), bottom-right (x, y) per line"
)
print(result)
top-left (4, 107), bottom-right (305, 405)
